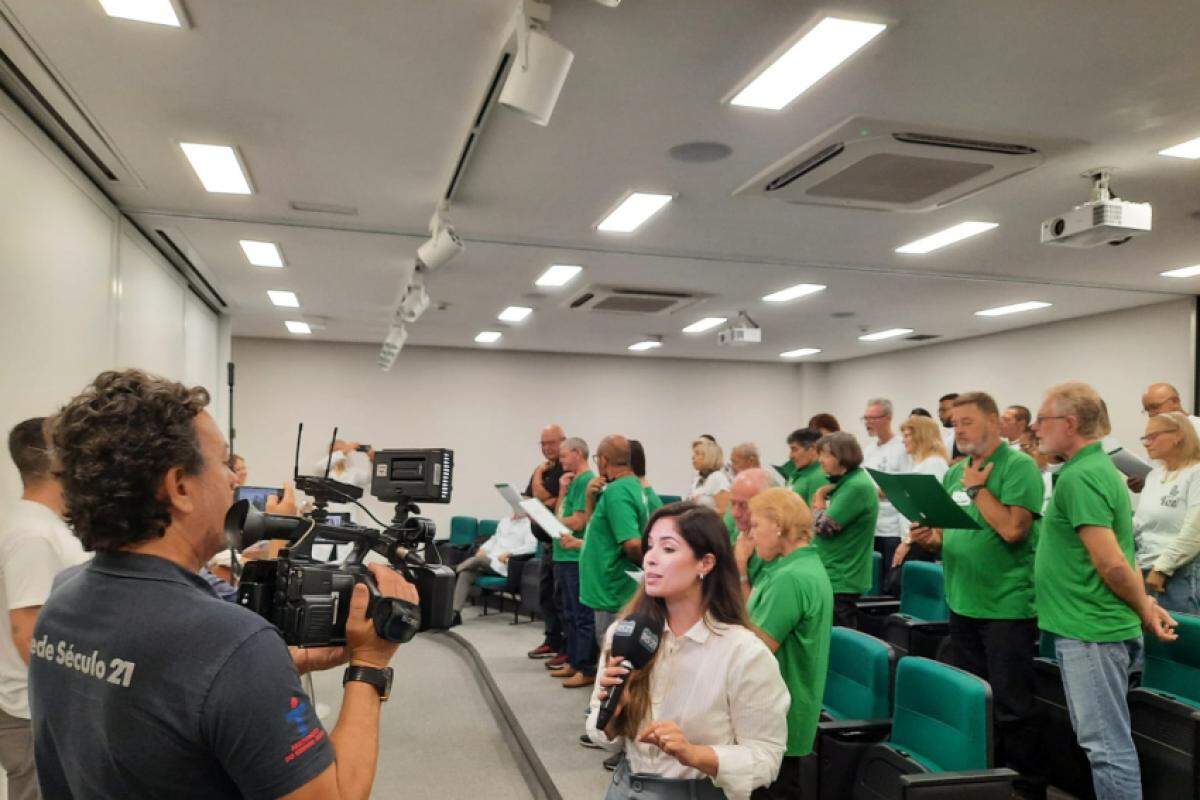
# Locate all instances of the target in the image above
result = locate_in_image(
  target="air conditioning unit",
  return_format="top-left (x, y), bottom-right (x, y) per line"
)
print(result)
top-left (565, 286), bottom-right (704, 316)
top-left (734, 116), bottom-right (1065, 212)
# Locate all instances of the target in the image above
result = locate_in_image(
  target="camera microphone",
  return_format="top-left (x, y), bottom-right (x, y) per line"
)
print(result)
top-left (595, 612), bottom-right (662, 731)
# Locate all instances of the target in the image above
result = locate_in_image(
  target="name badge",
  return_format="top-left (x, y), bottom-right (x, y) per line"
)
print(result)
top-left (951, 490), bottom-right (972, 507)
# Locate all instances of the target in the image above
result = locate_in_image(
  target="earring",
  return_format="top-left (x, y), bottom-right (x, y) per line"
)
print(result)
top-left (698, 572), bottom-right (706, 582)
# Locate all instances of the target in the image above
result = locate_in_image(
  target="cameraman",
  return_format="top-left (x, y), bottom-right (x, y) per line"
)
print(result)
top-left (29, 370), bottom-right (417, 800)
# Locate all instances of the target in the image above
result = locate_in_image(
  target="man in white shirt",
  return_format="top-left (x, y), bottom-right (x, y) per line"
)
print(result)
top-left (938, 393), bottom-right (965, 462)
top-left (1001, 405), bottom-right (1034, 451)
top-left (450, 514), bottom-right (538, 621)
top-left (862, 398), bottom-right (911, 588)
top-left (0, 418), bottom-right (89, 800)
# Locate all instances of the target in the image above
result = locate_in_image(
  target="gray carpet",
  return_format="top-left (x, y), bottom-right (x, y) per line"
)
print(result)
top-left (308, 626), bottom-right (540, 800)
top-left (453, 605), bottom-right (615, 800)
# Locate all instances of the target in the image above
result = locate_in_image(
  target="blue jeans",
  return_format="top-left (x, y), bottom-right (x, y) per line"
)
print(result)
top-left (1154, 559), bottom-right (1200, 615)
top-left (554, 562), bottom-right (596, 674)
top-left (1054, 635), bottom-right (1144, 800)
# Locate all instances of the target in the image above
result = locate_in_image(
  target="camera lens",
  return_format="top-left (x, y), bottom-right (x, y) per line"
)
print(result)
top-left (1051, 218), bottom-right (1065, 236)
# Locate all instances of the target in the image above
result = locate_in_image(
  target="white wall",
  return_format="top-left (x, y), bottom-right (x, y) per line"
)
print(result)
top-left (0, 90), bottom-right (228, 514)
top-left (814, 299), bottom-right (1195, 454)
top-left (229, 337), bottom-right (807, 533)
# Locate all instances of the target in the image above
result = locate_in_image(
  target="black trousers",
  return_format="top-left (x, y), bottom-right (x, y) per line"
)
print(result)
top-left (750, 755), bottom-right (804, 799)
top-left (833, 593), bottom-right (860, 629)
top-left (873, 536), bottom-right (901, 594)
top-left (538, 542), bottom-right (564, 650)
top-left (947, 612), bottom-right (1046, 797)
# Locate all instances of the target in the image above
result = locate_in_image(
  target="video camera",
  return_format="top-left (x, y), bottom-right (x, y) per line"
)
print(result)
top-left (224, 425), bottom-right (456, 648)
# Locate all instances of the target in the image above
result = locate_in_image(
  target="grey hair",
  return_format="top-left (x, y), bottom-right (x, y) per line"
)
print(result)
top-left (731, 442), bottom-right (760, 463)
top-left (866, 397), bottom-right (893, 417)
top-left (563, 436), bottom-right (589, 459)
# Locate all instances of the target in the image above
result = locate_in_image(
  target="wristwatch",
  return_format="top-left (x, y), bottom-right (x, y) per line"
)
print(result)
top-left (965, 485), bottom-right (984, 501)
top-left (343, 665), bottom-right (394, 701)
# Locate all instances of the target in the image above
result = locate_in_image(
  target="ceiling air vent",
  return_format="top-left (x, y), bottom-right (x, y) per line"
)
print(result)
top-left (904, 333), bottom-right (941, 342)
top-left (735, 116), bottom-right (1068, 212)
top-left (566, 286), bottom-right (703, 316)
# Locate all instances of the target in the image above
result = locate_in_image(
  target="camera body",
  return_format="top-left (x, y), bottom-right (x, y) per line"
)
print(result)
top-left (226, 447), bottom-right (455, 647)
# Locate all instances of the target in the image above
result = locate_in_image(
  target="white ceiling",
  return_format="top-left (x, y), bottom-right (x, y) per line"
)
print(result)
top-left (3, 0), bottom-right (1199, 362)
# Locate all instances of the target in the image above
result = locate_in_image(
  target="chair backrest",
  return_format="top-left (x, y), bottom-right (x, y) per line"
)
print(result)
top-left (477, 519), bottom-right (499, 540)
top-left (870, 551), bottom-right (882, 596)
top-left (898, 561), bottom-right (949, 622)
top-left (449, 516), bottom-right (479, 546)
top-left (1038, 632), bottom-right (1056, 661)
top-left (823, 627), bottom-right (894, 720)
top-left (658, 494), bottom-right (683, 505)
top-left (890, 656), bottom-right (992, 773)
top-left (1142, 612), bottom-right (1200, 707)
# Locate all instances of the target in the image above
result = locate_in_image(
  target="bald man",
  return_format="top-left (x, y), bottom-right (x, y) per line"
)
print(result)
top-left (526, 424), bottom-right (567, 661)
top-left (729, 468), bottom-right (775, 600)
top-left (1130, 384), bottom-right (1200, 493)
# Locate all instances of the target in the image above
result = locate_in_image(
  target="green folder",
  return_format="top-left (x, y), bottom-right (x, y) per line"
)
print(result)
top-left (866, 469), bottom-right (981, 530)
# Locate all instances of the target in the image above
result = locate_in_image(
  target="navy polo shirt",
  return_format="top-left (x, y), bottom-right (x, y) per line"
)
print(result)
top-left (29, 551), bottom-right (333, 799)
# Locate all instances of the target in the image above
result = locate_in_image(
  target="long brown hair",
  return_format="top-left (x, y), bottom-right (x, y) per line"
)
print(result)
top-left (613, 501), bottom-right (749, 739)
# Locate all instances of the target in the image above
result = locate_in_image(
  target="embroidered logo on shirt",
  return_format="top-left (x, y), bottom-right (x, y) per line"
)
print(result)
top-left (283, 695), bottom-right (325, 764)
top-left (1161, 485), bottom-right (1182, 509)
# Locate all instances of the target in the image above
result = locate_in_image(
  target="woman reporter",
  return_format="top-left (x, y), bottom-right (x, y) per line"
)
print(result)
top-left (745, 489), bottom-right (833, 799)
top-left (586, 503), bottom-right (789, 800)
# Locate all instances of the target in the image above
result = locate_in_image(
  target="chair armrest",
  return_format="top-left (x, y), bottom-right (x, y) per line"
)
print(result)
top-left (897, 618), bottom-right (950, 636)
top-left (818, 718), bottom-right (893, 740)
top-left (901, 768), bottom-right (1017, 797)
top-left (856, 600), bottom-right (901, 614)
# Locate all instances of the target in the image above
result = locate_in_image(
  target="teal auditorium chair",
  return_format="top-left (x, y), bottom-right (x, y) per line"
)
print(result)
top-left (435, 515), bottom-right (478, 567)
top-left (477, 518), bottom-right (499, 541)
top-left (801, 627), bottom-right (897, 799)
top-left (1130, 613), bottom-right (1200, 800)
top-left (850, 657), bottom-right (1016, 799)
top-left (1031, 634), bottom-right (1095, 799)
top-left (658, 494), bottom-right (683, 505)
top-left (471, 519), bottom-right (536, 624)
top-left (859, 562), bottom-right (950, 658)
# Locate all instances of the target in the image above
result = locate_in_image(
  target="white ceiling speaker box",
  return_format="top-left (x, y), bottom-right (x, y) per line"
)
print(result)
top-left (500, 28), bottom-right (574, 126)
top-left (734, 116), bottom-right (1063, 212)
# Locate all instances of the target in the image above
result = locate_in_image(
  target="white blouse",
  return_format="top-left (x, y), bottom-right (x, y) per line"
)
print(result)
top-left (689, 471), bottom-right (732, 509)
top-left (585, 615), bottom-right (789, 800)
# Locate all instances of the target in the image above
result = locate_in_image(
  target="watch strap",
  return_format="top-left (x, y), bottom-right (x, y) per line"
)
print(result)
top-left (343, 665), bottom-right (393, 701)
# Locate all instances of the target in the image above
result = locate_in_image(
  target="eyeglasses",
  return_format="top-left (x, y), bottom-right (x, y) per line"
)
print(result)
top-left (540, 439), bottom-right (563, 447)
top-left (1140, 431), bottom-right (1171, 446)
top-left (861, 415), bottom-right (889, 422)
top-left (1034, 415), bottom-right (1067, 425)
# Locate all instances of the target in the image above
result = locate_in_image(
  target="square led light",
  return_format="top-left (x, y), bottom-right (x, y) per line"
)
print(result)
top-left (239, 240), bottom-right (284, 268)
top-left (763, 283), bottom-right (826, 302)
top-left (267, 290), bottom-right (299, 308)
top-left (596, 192), bottom-right (673, 233)
top-left (1159, 136), bottom-right (1200, 159)
top-left (475, 331), bottom-right (502, 343)
top-left (498, 306), bottom-right (533, 323)
top-left (729, 17), bottom-right (887, 110)
top-left (535, 265), bottom-right (582, 287)
top-left (284, 321), bottom-right (311, 335)
top-left (179, 143), bottom-right (253, 194)
top-left (628, 340), bottom-right (663, 352)
top-left (780, 347), bottom-right (821, 358)
top-left (975, 301), bottom-right (1052, 317)
top-left (1161, 265), bottom-right (1200, 278)
top-left (858, 327), bottom-right (913, 341)
top-left (681, 317), bottom-right (726, 334)
top-left (98, 0), bottom-right (182, 26)
top-left (896, 221), bottom-right (998, 254)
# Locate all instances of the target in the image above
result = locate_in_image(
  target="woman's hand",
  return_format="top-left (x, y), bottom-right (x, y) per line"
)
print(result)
top-left (892, 540), bottom-right (910, 568)
top-left (595, 654), bottom-right (629, 705)
top-left (1145, 569), bottom-right (1167, 595)
top-left (637, 721), bottom-right (709, 771)
top-left (811, 484), bottom-right (832, 510)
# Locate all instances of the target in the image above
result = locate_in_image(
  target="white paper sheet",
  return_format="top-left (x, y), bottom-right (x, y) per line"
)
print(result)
top-left (518, 498), bottom-right (568, 539)
top-left (494, 483), bottom-right (525, 513)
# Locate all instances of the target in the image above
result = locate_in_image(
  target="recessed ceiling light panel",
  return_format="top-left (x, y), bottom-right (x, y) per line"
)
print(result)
top-left (975, 301), bottom-right (1052, 317)
top-left (682, 317), bottom-right (727, 334)
top-left (858, 327), bottom-right (913, 341)
top-left (498, 306), bottom-right (533, 322)
top-left (239, 240), bottom-right (284, 268)
top-left (475, 331), bottom-right (502, 343)
top-left (284, 320), bottom-right (311, 334)
top-left (1159, 136), bottom-right (1200, 159)
top-left (762, 283), bottom-right (826, 302)
top-left (267, 290), bottom-right (299, 308)
top-left (729, 17), bottom-right (887, 111)
top-left (895, 221), bottom-right (998, 254)
top-left (597, 192), bottom-right (673, 233)
top-left (628, 340), bottom-right (663, 351)
top-left (98, 0), bottom-right (182, 26)
top-left (179, 143), bottom-right (252, 194)
top-left (535, 265), bottom-right (583, 287)
top-left (1161, 265), bottom-right (1200, 278)
top-left (780, 347), bottom-right (821, 358)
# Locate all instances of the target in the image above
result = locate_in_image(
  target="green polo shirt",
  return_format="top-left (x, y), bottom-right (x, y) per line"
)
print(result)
top-left (747, 546), bottom-right (833, 757)
top-left (941, 445), bottom-right (1043, 619)
top-left (644, 485), bottom-right (663, 513)
top-left (580, 475), bottom-right (649, 612)
top-left (813, 468), bottom-right (878, 594)
top-left (776, 461), bottom-right (798, 482)
top-left (1035, 442), bottom-right (1141, 642)
top-left (788, 461), bottom-right (829, 506)
top-left (553, 470), bottom-right (594, 563)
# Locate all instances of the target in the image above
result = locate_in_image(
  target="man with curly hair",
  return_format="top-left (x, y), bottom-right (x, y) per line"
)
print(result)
top-left (27, 369), bottom-right (418, 800)
top-left (0, 417), bottom-right (88, 800)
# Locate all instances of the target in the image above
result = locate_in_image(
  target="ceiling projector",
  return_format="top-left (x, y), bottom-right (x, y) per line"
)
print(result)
top-left (1040, 169), bottom-right (1151, 248)
top-left (717, 311), bottom-right (762, 346)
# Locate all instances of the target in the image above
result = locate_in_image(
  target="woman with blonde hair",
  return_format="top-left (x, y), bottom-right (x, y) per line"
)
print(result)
top-left (745, 488), bottom-right (832, 799)
top-left (891, 415), bottom-right (951, 574)
top-left (1134, 411), bottom-right (1200, 613)
top-left (586, 503), bottom-right (788, 799)
top-left (689, 437), bottom-right (732, 514)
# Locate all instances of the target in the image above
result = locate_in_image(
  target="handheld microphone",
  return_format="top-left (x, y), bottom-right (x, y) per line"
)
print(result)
top-left (595, 613), bottom-right (662, 731)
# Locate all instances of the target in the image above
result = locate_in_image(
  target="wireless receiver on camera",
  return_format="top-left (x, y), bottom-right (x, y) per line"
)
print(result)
top-left (595, 613), bottom-right (662, 731)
